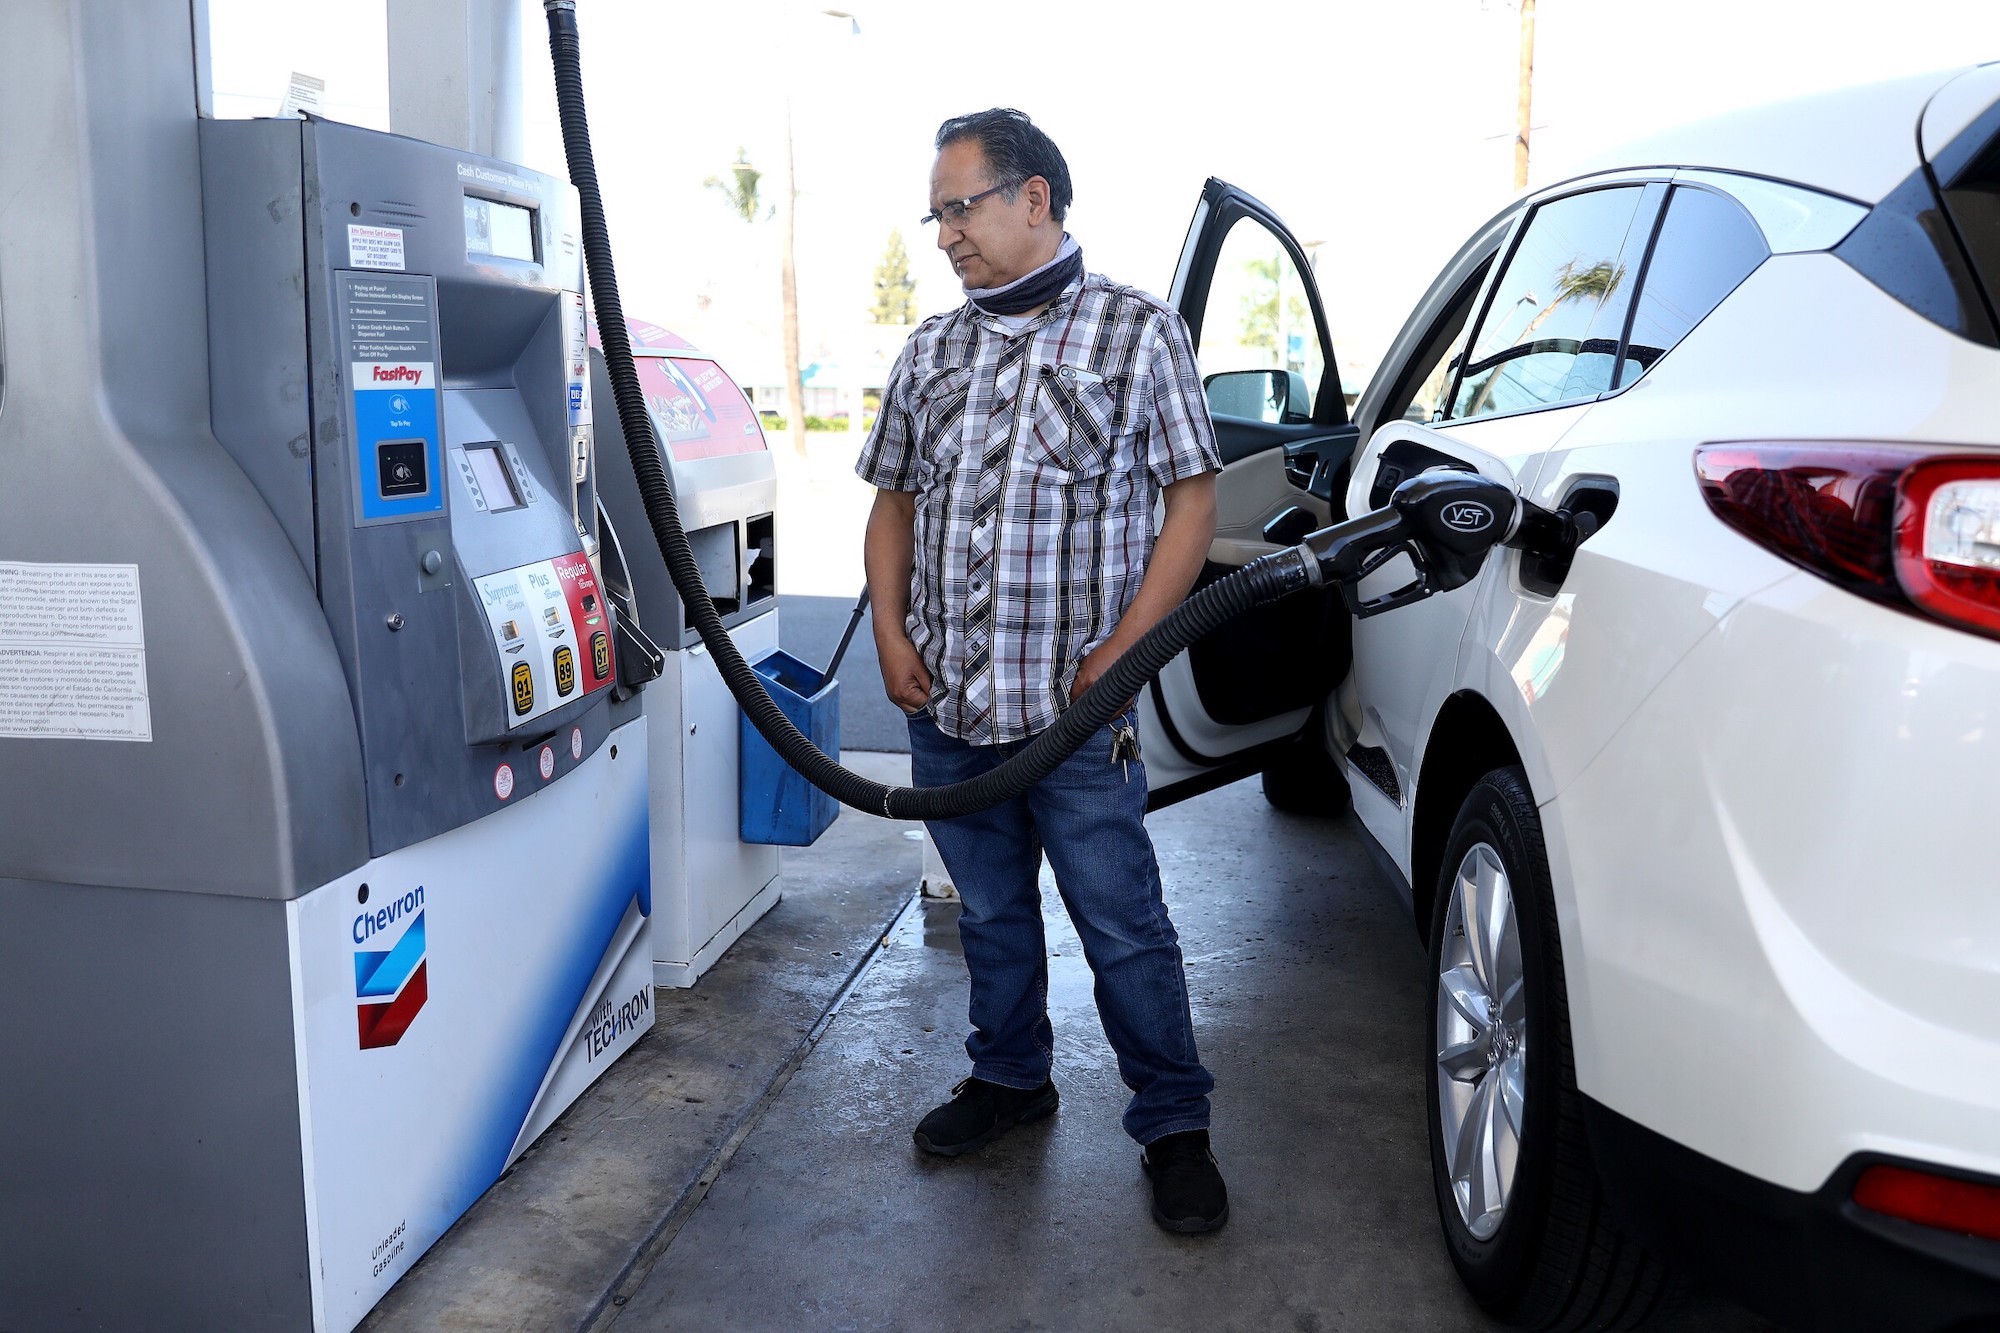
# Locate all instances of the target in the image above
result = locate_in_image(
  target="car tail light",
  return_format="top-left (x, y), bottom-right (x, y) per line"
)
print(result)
top-left (1896, 459), bottom-right (2000, 637)
top-left (1853, 1163), bottom-right (2000, 1243)
top-left (1694, 444), bottom-right (2000, 640)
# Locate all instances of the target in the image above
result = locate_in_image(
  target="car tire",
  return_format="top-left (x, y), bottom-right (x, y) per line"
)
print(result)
top-left (1258, 720), bottom-right (1350, 816)
top-left (1425, 766), bottom-right (1673, 1331)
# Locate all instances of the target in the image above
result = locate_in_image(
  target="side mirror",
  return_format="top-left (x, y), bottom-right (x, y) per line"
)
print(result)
top-left (1203, 368), bottom-right (1312, 424)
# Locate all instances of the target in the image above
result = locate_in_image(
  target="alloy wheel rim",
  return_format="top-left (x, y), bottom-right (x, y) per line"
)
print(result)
top-left (1435, 841), bottom-right (1527, 1242)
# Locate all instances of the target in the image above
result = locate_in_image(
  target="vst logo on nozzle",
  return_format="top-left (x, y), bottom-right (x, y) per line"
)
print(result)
top-left (1443, 501), bottom-right (1497, 533)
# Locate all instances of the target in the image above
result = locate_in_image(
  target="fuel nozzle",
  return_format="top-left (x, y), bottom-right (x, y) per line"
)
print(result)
top-left (1379, 470), bottom-right (1520, 591)
top-left (1279, 469), bottom-right (1520, 617)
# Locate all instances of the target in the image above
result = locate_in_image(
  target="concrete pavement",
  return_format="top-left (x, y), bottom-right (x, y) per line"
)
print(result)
top-left (593, 779), bottom-right (1775, 1333)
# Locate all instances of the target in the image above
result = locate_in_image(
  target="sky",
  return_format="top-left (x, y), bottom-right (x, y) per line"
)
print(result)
top-left (206, 0), bottom-right (2000, 391)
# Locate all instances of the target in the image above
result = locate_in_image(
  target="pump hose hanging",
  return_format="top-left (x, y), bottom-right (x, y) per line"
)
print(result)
top-left (544, 2), bottom-right (1359, 821)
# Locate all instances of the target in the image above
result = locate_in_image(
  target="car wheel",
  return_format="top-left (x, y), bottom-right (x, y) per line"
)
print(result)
top-left (1258, 718), bottom-right (1350, 816)
top-left (1426, 766), bottom-right (1672, 1330)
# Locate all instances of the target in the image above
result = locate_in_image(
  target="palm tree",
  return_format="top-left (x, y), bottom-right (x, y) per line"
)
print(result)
top-left (1520, 258), bottom-right (1623, 341)
top-left (704, 147), bottom-right (806, 457)
top-left (704, 149), bottom-right (768, 223)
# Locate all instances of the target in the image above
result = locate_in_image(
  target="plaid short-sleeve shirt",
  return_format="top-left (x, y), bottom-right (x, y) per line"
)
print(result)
top-left (856, 271), bottom-right (1221, 745)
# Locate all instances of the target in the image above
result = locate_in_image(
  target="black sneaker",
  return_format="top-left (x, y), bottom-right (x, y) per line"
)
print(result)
top-left (1141, 1129), bottom-right (1229, 1233)
top-left (912, 1076), bottom-right (1059, 1156)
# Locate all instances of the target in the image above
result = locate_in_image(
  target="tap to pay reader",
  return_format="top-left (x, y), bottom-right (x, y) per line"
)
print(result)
top-left (0, 45), bottom-right (656, 1333)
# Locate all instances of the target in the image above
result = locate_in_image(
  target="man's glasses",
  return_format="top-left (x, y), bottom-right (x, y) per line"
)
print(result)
top-left (920, 180), bottom-right (1021, 229)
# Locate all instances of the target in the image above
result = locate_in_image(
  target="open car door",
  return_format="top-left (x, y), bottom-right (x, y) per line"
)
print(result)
top-left (1140, 179), bottom-right (1356, 807)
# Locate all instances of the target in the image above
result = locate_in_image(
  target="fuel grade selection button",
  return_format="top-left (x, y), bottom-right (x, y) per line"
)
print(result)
top-left (511, 660), bottom-right (535, 715)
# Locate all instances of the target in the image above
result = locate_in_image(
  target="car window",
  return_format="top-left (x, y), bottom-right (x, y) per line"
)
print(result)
top-left (1615, 185), bottom-right (1769, 388)
top-left (1382, 258), bottom-right (1492, 425)
top-left (1449, 186), bottom-right (1649, 421)
top-left (1197, 216), bottom-right (1327, 416)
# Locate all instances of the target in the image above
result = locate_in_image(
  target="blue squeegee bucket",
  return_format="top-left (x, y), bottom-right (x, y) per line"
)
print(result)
top-left (740, 649), bottom-right (840, 845)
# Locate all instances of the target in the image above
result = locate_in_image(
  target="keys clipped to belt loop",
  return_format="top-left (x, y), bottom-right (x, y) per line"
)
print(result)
top-left (1112, 717), bottom-right (1140, 783)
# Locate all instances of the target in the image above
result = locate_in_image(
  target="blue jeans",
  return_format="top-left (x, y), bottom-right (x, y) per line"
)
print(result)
top-left (907, 707), bottom-right (1214, 1145)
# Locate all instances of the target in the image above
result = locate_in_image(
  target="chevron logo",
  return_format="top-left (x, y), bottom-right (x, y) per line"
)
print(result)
top-left (354, 908), bottom-right (428, 1050)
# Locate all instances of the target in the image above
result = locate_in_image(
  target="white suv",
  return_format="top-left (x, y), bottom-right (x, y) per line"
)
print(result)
top-left (1139, 64), bottom-right (2000, 1330)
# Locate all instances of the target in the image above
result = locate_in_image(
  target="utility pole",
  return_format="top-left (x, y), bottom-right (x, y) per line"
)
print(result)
top-left (780, 101), bottom-right (806, 458)
top-left (1514, 0), bottom-right (1536, 191)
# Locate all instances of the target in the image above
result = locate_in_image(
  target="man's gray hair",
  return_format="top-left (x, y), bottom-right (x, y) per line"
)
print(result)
top-left (935, 108), bottom-right (1074, 223)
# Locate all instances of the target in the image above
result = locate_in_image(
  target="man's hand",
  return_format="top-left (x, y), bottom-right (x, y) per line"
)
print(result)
top-left (878, 634), bottom-right (934, 714)
top-left (1071, 639), bottom-right (1134, 712)
top-left (864, 488), bottom-right (930, 713)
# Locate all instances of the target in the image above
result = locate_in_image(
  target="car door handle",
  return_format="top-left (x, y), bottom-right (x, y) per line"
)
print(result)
top-left (1282, 426), bottom-right (1359, 502)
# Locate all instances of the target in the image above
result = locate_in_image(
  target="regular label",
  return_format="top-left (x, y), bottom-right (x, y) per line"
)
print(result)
top-left (348, 224), bottom-right (406, 271)
top-left (0, 562), bottom-right (151, 741)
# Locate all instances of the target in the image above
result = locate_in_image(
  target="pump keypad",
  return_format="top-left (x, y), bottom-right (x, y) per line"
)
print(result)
top-left (474, 552), bottom-right (616, 730)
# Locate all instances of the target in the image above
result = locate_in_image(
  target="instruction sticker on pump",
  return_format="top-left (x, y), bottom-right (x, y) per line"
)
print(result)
top-left (338, 271), bottom-right (445, 524)
top-left (473, 553), bottom-right (613, 727)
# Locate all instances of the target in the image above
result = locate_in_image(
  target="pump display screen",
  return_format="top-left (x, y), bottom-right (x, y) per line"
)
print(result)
top-left (464, 196), bottom-right (537, 262)
top-left (465, 443), bottom-right (525, 511)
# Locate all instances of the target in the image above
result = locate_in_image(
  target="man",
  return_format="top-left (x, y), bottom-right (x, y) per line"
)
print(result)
top-left (856, 108), bottom-right (1227, 1234)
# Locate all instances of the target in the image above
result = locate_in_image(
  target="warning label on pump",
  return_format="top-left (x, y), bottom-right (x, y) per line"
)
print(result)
top-left (0, 562), bottom-right (151, 741)
top-left (348, 224), bottom-right (406, 271)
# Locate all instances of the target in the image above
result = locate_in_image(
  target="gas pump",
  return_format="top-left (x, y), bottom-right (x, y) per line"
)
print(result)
top-left (0, 6), bottom-right (654, 1330)
top-left (589, 321), bottom-right (792, 986)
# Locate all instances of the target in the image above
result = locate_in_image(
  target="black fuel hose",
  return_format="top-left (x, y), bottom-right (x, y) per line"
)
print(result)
top-left (545, 1), bottom-right (1326, 820)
